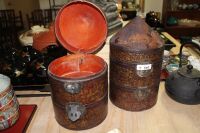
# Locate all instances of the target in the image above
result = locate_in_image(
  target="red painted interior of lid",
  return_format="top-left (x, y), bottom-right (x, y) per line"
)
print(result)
top-left (55, 1), bottom-right (107, 53)
top-left (48, 54), bottom-right (106, 78)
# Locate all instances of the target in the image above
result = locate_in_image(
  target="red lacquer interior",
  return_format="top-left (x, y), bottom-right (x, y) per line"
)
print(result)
top-left (48, 54), bottom-right (106, 78)
top-left (55, 1), bottom-right (107, 53)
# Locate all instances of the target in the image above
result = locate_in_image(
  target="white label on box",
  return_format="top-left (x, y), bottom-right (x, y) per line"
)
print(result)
top-left (137, 64), bottom-right (152, 70)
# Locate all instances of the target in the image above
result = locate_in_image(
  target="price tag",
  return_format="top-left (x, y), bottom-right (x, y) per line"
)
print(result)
top-left (137, 64), bottom-right (152, 71)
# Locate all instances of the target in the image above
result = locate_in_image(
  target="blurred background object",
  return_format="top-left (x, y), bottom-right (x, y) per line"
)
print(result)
top-left (145, 11), bottom-right (161, 28)
top-left (120, 0), bottom-right (138, 21)
top-left (32, 23), bottom-right (58, 51)
top-left (87, 0), bottom-right (123, 34)
top-left (0, 45), bottom-right (67, 87)
top-left (0, 74), bottom-right (20, 130)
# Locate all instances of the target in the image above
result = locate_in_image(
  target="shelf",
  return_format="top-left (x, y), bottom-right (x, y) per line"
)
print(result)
top-left (165, 25), bottom-right (200, 29)
top-left (162, 0), bottom-right (200, 37)
top-left (167, 10), bottom-right (200, 14)
top-left (165, 26), bottom-right (200, 38)
top-left (180, 0), bottom-right (200, 4)
top-left (165, 11), bottom-right (200, 20)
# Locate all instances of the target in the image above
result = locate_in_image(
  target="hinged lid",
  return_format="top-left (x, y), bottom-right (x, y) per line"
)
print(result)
top-left (55, 0), bottom-right (108, 54)
top-left (110, 17), bottom-right (163, 51)
top-left (178, 65), bottom-right (200, 79)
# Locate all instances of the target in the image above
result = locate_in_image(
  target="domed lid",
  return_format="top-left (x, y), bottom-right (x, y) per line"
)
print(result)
top-left (110, 17), bottom-right (163, 51)
top-left (0, 74), bottom-right (10, 93)
top-left (55, 1), bottom-right (107, 53)
top-left (178, 65), bottom-right (200, 79)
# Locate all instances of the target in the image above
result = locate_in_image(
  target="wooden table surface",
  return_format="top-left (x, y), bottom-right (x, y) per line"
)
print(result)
top-left (16, 33), bottom-right (200, 133)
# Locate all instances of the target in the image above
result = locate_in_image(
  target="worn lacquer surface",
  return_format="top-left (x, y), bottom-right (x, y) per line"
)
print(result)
top-left (16, 33), bottom-right (200, 133)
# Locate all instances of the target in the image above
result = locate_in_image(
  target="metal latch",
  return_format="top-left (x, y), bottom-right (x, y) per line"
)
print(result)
top-left (64, 82), bottom-right (82, 94)
top-left (65, 102), bottom-right (86, 122)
